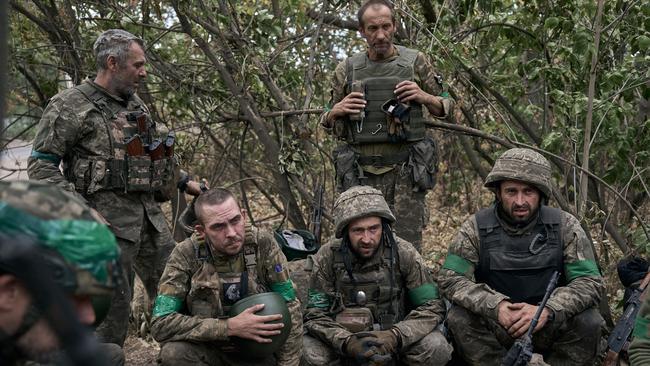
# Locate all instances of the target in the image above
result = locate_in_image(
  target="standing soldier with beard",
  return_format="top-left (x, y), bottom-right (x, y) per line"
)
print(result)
top-left (439, 148), bottom-right (605, 365)
top-left (27, 29), bottom-right (202, 351)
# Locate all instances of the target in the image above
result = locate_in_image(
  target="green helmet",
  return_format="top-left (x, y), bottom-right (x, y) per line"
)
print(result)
top-left (228, 292), bottom-right (291, 357)
top-left (0, 180), bottom-right (120, 298)
top-left (484, 148), bottom-right (553, 200)
top-left (333, 186), bottom-right (395, 238)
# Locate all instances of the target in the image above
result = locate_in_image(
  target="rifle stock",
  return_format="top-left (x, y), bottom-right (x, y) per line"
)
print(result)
top-left (602, 270), bottom-right (650, 366)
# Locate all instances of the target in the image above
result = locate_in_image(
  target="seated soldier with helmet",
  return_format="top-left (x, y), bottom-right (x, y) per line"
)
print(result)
top-left (439, 148), bottom-right (605, 366)
top-left (303, 185), bottom-right (453, 365)
top-left (0, 180), bottom-right (123, 365)
top-left (150, 188), bottom-right (302, 366)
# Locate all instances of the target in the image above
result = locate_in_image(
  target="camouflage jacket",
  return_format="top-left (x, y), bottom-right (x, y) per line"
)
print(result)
top-left (439, 207), bottom-right (604, 323)
top-left (27, 80), bottom-right (168, 242)
top-left (150, 224), bottom-right (302, 366)
top-left (321, 46), bottom-right (453, 174)
top-left (629, 290), bottom-right (650, 364)
top-left (304, 236), bottom-right (445, 353)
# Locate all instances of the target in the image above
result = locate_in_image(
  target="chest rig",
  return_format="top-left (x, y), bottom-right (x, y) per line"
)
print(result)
top-left (68, 82), bottom-right (174, 195)
top-left (345, 45), bottom-right (426, 144)
top-left (332, 241), bottom-right (404, 330)
top-left (475, 205), bottom-right (566, 304)
top-left (187, 234), bottom-right (262, 318)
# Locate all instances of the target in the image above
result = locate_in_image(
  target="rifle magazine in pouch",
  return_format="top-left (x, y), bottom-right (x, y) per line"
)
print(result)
top-left (335, 307), bottom-right (374, 333)
top-left (126, 155), bottom-right (151, 191)
top-left (333, 144), bottom-right (360, 192)
top-left (408, 137), bottom-right (438, 192)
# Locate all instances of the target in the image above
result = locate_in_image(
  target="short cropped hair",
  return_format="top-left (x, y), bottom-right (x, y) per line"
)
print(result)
top-left (194, 188), bottom-right (239, 224)
top-left (357, 0), bottom-right (395, 28)
top-left (93, 29), bottom-right (145, 71)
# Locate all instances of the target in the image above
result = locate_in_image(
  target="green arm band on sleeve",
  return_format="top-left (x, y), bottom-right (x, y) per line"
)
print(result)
top-left (442, 254), bottom-right (473, 275)
top-left (30, 150), bottom-right (62, 165)
top-left (152, 294), bottom-right (184, 318)
top-left (270, 280), bottom-right (296, 302)
top-left (565, 260), bottom-right (600, 281)
top-left (408, 283), bottom-right (439, 306)
top-left (307, 289), bottom-right (331, 309)
top-left (633, 315), bottom-right (650, 340)
top-left (440, 91), bottom-right (450, 98)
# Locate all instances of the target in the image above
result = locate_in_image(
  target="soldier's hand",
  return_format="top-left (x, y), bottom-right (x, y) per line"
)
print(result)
top-left (329, 92), bottom-right (366, 121)
top-left (226, 303), bottom-right (284, 343)
top-left (497, 301), bottom-right (522, 330)
top-left (506, 303), bottom-right (551, 338)
top-left (344, 332), bottom-right (383, 362)
top-left (367, 329), bottom-right (400, 355)
top-left (394, 80), bottom-right (431, 105)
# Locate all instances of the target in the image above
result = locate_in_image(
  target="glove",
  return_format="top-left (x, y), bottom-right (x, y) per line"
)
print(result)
top-left (344, 332), bottom-right (383, 363)
top-left (369, 329), bottom-right (400, 355)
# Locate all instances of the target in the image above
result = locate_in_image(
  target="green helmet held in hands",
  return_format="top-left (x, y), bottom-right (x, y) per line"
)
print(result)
top-left (0, 180), bottom-right (121, 312)
top-left (333, 186), bottom-right (396, 239)
top-left (228, 292), bottom-right (292, 357)
top-left (484, 148), bottom-right (553, 201)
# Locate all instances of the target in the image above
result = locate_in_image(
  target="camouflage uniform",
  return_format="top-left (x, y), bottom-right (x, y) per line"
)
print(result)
top-left (150, 224), bottom-right (302, 366)
top-left (629, 290), bottom-right (650, 365)
top-left (27, 79), bottom-right (175, 346)
top-left (322, 47), bottom-right (453, 252)
top-left (438, 148), bottom-right (605, 366)
top-left (0, 180), bottom-right (124, 365)
top-left (303, 186), bottom-right (452, 365)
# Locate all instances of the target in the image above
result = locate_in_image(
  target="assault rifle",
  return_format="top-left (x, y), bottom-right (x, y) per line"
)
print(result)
top-left (602, 270), bottom-right (650, 366)
top-left (501, 271), bottom-right (560, 366)
top-left (311, 183), bottom-right (324, 246)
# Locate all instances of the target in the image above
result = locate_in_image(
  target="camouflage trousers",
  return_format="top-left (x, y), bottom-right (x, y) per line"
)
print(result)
top-left (301, 330), bottom-right (452, 366)
top-left (357, 168), bottom-right (428, 252)
top-left (158, 341), bottom-right (276, 365)
top-left (447, 305), bottom-right (604, 366)
top-left (96, 216), bottom-right (174, 346)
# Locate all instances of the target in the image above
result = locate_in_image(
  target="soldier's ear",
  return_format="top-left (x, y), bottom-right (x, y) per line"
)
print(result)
top-left (195, 224), bottom-right (205, 236)
top-left (106, 55), bottom-right (118, 71)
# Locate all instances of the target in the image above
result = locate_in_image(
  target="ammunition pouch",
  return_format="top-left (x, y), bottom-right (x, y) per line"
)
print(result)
top-left (335, 307), bottom-right (374, 333)
top-left (126, 155), bottom-right (152, 191)
top-left (408, 137), bottom-right (438, 192)
top-left (333, 144), bottom-right (361, 191)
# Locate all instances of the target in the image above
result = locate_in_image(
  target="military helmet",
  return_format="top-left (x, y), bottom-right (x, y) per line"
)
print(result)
top-left (484, 148), bottom-right (552, 200)
top-left (0, 180), bottom-right (121, 298)
top-left (229, 292), bottom-right (291, 357)
top-left (333, 186), bottom-right (396, 238)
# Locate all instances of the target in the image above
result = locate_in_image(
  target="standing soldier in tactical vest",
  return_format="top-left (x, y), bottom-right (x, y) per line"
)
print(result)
top-left (150, 188), bottom-right (302, 365)
top-left (303, 186), bottom-right (452, 365)
top-left (321, 0), bottom-right (454, 252)
top-left (438, 148), bottom-right (605, 365)
top-left (0, 180), bottom-right (123, 365)
top-left (27, 29), bottom-right (202, 348)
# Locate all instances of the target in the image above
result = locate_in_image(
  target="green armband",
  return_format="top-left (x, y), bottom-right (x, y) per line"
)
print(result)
top-left (270, 279), bottom-right (296, 302)
top-left (408, 283), bottom-right (439, 306)
top-left (152, 294), bottom-right (183, 318)
top-left (565, 260), bottom-right (600, 281)
top-left (442, 254), bottom-right (473, 275)
top-left (307, 289), bottom-right (330, 309)
top-left (30, 151), bottom-right (61, 165)
top-left (634, 315), bottom-right (650, 340)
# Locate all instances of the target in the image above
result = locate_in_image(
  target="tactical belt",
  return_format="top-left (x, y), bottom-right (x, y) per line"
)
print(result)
top-left (357, 151), bottom-right (410, 167)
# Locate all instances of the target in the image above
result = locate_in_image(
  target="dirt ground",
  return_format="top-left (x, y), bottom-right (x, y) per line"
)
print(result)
top-left (124, 178), bottom-right (631, 364)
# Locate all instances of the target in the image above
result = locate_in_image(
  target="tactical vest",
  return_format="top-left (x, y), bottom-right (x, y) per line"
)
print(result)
top-left (332, 241), bottom-right (404, 330)
top-left (345, 45), bottom-right (426, 144)
top-left (475, 205), bottom-right (566, 304)
top-left (67, 82), bottom-right (173, 194)
top-left (186, 234), bottom-right (262, 318)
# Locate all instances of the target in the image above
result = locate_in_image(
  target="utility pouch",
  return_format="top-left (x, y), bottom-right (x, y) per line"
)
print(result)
top-left (333, 144), bottom-right (361, 191)
top-left (126, 155), bottom-right (151, 192)
top-left (408, 137), bottom-right (438, 192)
top-left (335, 307), bottom-right (374, 333)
